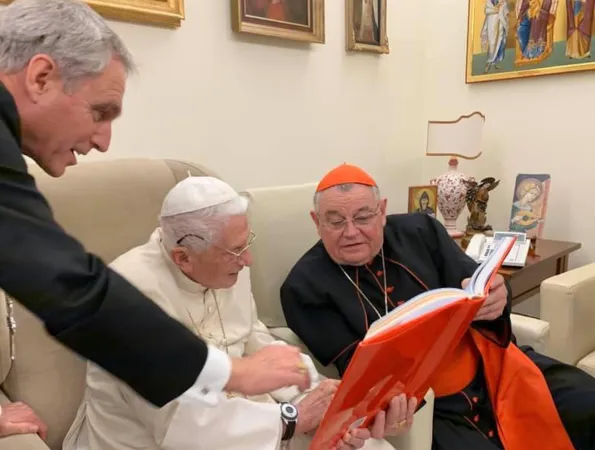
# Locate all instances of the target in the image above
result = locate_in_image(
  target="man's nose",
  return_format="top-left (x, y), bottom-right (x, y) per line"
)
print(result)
top-left (342, 220), bottom-right (359, 237)
top-left (92, 122), bottom-right (112, 153)
top-left (239, 249), bottom-right (253, 267)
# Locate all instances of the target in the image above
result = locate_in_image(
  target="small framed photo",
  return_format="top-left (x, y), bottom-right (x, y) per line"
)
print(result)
top-left (231, 0), bottom-right (325, 44)
top-left (346, 0), bottom-right (389, 54)
top-left (408, 185), bottom-right (438, 218)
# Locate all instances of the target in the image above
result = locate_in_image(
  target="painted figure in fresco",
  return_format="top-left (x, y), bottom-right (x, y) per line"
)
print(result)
top-left (245, 0), bottom-right (309, 26)
top-left (414, 191), bottom-right (436, 217)
top-left (480, 0), bottom-right (510, 72)
top-left (515, 0), bottom-right (559, 65)
top-left (566, 0), bottom-right (595, 59)
top-left (509, 176), bottom-right (548, 238)
top-left (354, 0), bottom-right (380, 44)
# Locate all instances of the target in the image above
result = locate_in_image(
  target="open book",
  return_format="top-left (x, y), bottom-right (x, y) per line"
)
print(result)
top-left (309, 235), bottom-right (517, 450)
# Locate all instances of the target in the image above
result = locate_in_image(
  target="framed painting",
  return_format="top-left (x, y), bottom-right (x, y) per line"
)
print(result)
top-left (408, 185), bottom-right (438, 219)
top-left (231, 0), bottom-right (325, 43)
top-left (466, 0), bottom-right (595, 83)
top-left (346, 0), bottom-right (389, 53)
top-left (0, 0), bottom-right (185, 28)
top-left (509, 173), bottom-right (551, 239)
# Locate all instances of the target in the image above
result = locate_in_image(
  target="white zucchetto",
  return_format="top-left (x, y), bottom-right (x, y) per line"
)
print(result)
top-left (160, 176), bottom-right (239, 218)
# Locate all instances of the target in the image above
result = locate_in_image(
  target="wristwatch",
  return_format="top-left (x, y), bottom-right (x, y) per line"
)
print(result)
top-left (280, 402), bottom-right (298, 441)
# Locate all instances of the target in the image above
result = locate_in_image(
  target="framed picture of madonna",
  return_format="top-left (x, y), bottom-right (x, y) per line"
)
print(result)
top-left (231, 0), bottom-right (325, 43)
top-left (466, 0), bottom-right (595, 83)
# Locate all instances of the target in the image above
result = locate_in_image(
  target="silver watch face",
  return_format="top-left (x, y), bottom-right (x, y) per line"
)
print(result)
top-left (281, 403), bottom-right (298, 420)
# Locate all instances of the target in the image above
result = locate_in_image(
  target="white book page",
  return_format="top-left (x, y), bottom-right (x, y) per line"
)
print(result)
top-left (365, 288), bottom-right (466, 339)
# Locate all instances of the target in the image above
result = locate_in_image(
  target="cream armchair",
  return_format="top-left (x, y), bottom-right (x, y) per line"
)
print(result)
top-left (540, 263), bottom-right (595, 376)
top-left (0, 158), bottom-right (215, 450)
top-left (245, 182), bottom-right (555, 450)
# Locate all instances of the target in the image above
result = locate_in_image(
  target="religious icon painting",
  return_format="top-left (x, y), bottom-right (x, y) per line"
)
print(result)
top-left (408, 185), bottom-right (438, 219)
top-left (231, 0), bottom-right (325, 43)
top-left (466, 0), bottom-right (595, 83)
top-left (508, 174), bottom-right (551, 239)
top-left (346, 0), bottom-right (389, 53)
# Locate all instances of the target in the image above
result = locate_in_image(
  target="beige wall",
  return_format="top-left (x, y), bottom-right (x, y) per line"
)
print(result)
top-left (7, 0), bottom-right (591, 268)
top-left (55, 0), bottom-right (426, 212)
top-left (420, 1), bottom-right (595, 269)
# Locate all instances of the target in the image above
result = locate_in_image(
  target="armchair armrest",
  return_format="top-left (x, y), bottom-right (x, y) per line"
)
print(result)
top-left (510, 313), bottom-right (550, 354)
top-left (540, 262), bottom-right (595, 365)
top-left (0, 434), bottom-right (50, 450)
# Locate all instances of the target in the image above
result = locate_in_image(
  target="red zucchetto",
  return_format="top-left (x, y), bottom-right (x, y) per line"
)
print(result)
top-left (316, 163), bottom-right (377, 193)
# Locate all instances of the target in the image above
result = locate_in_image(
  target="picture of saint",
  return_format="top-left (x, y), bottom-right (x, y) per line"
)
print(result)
top-left (509, 174), bottom-right (551, 239)
top-left (415, 191), bottom-right (436, 216)
top-left (353, 0), bottom-right (380, 45)
top-left (244, 0), bottom-right (310, 26)
top-left (408, 185), bottom-right (438, 219)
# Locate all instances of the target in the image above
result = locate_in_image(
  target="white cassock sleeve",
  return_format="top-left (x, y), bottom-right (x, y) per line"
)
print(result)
top-left (160, 394), bottom-right (283, 450)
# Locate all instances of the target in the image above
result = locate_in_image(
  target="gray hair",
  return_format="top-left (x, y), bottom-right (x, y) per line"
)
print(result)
top-left (313, 183), bottom-right (381, 212)
top-left (0, 0), bottom-right (135, 88)
top-left (160, 195), bottom-right (250, 253)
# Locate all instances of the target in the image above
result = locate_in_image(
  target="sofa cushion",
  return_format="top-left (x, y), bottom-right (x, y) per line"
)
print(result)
top-left (245, 182), bottom-right (319, 328)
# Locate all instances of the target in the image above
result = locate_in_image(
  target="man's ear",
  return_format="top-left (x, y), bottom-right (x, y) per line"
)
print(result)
top-left (310, 210), bottom-right (322, 237)
top-left (380, 198), bottom-right (388, 226)
top-left (170, 247), bottom-right (192, 274)
top-left (24, 54), bottom-right (62, 102)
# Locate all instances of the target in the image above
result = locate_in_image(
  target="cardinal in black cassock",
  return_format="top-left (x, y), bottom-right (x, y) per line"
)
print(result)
top-left (281, 163), bottom-right (595, 450)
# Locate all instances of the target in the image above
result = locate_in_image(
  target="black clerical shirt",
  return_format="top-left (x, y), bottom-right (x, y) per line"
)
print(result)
top-left (281, 213), bottom-right (512, 375)
top-left (0, 83), bottom-right (206, 406)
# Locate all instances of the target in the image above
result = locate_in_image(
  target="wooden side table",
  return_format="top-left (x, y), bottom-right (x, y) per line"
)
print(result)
top-left (456, 238), bottom-right (581, 306)
top-left (498, 239), bottom-right (581, 306)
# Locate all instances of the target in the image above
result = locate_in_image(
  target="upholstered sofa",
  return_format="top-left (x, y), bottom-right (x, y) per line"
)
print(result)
top-left (0, 158), bottom-right (593, 450)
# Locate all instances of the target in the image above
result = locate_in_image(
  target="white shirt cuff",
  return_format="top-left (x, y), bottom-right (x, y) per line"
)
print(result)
top-left (180, 345), bottom-right (231, 406)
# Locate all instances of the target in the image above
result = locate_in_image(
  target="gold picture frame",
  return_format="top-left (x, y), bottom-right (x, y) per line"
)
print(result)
top-left (408, 185), bottom-right (438, 218)
top-left (466, 0), bottom-right (595, 83)
top-left (0, 0), bottom-right (185, 28)
top-left (346, 0), bottom-right (389, 54)
top-left (231, 0), bottom-right (325, 44)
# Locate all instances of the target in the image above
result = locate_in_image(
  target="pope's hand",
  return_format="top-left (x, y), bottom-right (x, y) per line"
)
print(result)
top-left (463, 274), bottom-right (507, 321)
top-left (369, 394), bottom-right (417, 438)
top-left (226, 345), bottom-right (311, 396)
top-left (0, 402), bottom-right (48, 440)
top-left (295, 379), bottom-right (340, 434)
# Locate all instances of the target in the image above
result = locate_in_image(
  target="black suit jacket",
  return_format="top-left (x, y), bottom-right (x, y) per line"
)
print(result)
top-left (0, 84), bottom-right (207, 407)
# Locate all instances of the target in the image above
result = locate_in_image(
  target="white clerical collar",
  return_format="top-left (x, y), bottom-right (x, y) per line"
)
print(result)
top-left (153, 228), bottom-right (208, 294)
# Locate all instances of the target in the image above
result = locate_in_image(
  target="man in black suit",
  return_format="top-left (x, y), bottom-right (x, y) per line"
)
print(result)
top-left (0, 0), bottom-right (309, 415)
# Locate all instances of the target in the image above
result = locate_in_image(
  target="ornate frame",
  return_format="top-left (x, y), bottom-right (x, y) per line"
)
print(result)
top-left (0, 0), bottom-right (185, 28)
top-left (465, 0), bottom-right (595, 83)
top-left (231, 0), bottom-right (325, 44)
top-left (346, 0), bottom-right (389, 54)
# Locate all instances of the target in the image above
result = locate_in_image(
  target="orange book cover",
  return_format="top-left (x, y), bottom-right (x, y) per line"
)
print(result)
top-left (309, 236), bottom-right (517, 450)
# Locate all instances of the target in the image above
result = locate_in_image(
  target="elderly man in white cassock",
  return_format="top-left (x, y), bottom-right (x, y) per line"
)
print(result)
top-left (63, 176), bottom-right (414, 450)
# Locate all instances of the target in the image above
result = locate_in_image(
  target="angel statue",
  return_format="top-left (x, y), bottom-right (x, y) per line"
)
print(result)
top-left (461, 177), bottom-right (500, 248)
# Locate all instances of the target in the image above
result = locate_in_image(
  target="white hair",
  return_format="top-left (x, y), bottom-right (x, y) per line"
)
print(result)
top-left (313, 183), bottom-right (381, 212)
top-left (0, 0), bottom-right (135, 87)
top-left (160, 195), bottom-right (250, 253)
